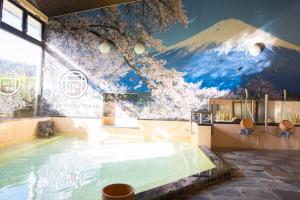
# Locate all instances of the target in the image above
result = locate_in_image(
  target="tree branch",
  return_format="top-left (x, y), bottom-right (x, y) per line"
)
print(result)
top-left (88, 29), bottom-right (149, 87)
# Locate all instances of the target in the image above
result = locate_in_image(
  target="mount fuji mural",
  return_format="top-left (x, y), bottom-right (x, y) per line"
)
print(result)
top-left (155, 18), bottom-right (300, 95)
top-left (41, 0), bottom-right (300, 119)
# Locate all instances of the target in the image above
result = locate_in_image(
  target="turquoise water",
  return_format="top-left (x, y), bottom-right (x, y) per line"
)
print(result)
top-left (0, 135), bottom-right (215, 200)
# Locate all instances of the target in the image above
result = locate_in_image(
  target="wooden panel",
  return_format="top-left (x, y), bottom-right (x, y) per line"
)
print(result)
top-left (27, 0), bottom-right (136, 17)
top-left (51, 117), bottom-right (191, 142)
top-left (0, 117), bottom-right (50, 145)
top-left (211, 123), bottom-right (300, 150)
top-left (17, 0), bottom-right (48, 22)
top-left (209, 99), bottom-right (233, 105)
top-left (192, 123), bottom-right (211, 148)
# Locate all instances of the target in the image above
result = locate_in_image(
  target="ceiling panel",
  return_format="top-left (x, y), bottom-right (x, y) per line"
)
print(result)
top-left (26, 0), bottom-right (136, 17)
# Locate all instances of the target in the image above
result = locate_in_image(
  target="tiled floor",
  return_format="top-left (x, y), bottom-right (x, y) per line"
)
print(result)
top-left (181, 149), bottom-right (300, 200)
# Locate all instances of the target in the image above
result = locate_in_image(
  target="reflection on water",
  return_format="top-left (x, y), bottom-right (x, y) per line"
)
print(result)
top-left (0, 135), bottom-right (215, 200)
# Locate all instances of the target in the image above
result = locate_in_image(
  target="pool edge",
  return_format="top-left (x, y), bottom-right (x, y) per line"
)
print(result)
top-left (135, 146), bottom-right (231, 200)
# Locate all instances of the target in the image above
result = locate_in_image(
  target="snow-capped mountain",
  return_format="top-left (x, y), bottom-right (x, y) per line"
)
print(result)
top-left (166, 18), bottom-right (300, 53)
top-left (155, 18), bottom-right (300, 93)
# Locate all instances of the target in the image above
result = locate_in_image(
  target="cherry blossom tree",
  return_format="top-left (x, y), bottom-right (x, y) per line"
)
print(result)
top-left (235, 77), bottom-right (281, 100)
top-left (45, 0), bottom-right (228, 119)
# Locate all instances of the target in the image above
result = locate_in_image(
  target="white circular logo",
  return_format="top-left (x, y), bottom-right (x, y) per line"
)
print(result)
top-left (0, 72), bottom-right (21, 96)
top-left (60, 70), bottom-right (88, 99)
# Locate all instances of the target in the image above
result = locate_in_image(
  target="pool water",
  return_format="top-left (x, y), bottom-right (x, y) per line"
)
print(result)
top-left (0, 135), bottom-right (215, 200)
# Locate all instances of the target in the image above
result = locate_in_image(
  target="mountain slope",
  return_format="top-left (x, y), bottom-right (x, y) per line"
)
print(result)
top-left (166, 18), bottom-right (300, 53)
top-left (154, 18), bottom-right (300, 93)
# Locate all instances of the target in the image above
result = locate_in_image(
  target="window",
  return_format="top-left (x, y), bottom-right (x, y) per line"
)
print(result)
top-left (2, 0), bottom-right (23, 31)
top-left (0, 28), bottom-right (42, 119)
top-left (27, 15), bottom-right (42, 41)
top-left (0, 0), bottom-right (44, 43)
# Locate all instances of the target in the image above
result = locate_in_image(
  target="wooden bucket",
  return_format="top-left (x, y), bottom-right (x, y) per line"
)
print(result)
top-left (102, 117), bottom-right (115, 125)
top-left (279, 120), bottom-right (294, 131)
top-left (240, 118), bottom-right (254, 129)
top-left (102, 183), bottom-right (134, 200)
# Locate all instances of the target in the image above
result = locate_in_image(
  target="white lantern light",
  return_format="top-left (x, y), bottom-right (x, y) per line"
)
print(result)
top-left (248, 44), bottom-right (262, 56)
top-left (134, 42), bottom-right (145, 54)
top-left (99, 41), bottom-right (111, 53)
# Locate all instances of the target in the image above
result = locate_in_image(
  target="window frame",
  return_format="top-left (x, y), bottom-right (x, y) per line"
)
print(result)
top-left (0, 0), bottom-right (45, 46)
top-left (27, 14), bottom-right (43, 41)
top-left (0, 0), bottom-right (45, 118)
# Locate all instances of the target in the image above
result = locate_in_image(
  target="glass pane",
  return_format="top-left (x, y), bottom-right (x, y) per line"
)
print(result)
top-left (0, 28), bottom-right (42, 119)
top-left (27, 15), bottom-right (42, 41)
top-left (2, 0), bottom-right (23, 31)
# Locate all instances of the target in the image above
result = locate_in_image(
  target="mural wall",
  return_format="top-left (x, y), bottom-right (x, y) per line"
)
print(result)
top-left (41, 0), bottom-right (300, 120)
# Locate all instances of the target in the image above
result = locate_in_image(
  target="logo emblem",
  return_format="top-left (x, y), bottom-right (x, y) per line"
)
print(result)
top-left (0, 72), bottom-right (21, 96)
top-left (60, 70), bottom-right (88, 99)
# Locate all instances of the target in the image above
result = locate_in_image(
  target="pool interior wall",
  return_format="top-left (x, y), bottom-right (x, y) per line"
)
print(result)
top-left (0, 117), bottom-right (192, 145)
top-left (0, 117), bottom-right (51, 146)
top-left (1, 117), bottom-right (300, 150)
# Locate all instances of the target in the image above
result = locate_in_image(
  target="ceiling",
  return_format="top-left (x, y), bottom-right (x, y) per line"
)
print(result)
top-left (26, 0), bottom-right (137, 17)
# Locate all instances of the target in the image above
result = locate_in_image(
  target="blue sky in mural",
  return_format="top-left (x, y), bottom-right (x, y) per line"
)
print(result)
top-left (157, 0), bottom-right (300, 47)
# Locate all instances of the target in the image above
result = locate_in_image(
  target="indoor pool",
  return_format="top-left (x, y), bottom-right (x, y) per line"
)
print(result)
top-left (0, 134), bottom-right (215, 200)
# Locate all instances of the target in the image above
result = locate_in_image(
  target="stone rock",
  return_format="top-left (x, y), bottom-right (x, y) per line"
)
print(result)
top-left (38, 121), bottom-right (55, 138)
top-left (249, 160), bottom-right (273, 165)
top-left (236, 165), bottom-right (265, 172)
top-left (273, 190), bottom-right (300, 200)
top-left (240, 188), bottom-right (279, 199)
top-left (211, 188), bottom-right (240, 196)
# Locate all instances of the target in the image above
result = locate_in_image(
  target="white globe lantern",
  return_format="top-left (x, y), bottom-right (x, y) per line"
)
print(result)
top-left (134, 42), bottom-right (146, 54)
top-left (99, 41), bottom-right (111, 53)
top-left (248, 44), bottom-right (262, 56)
